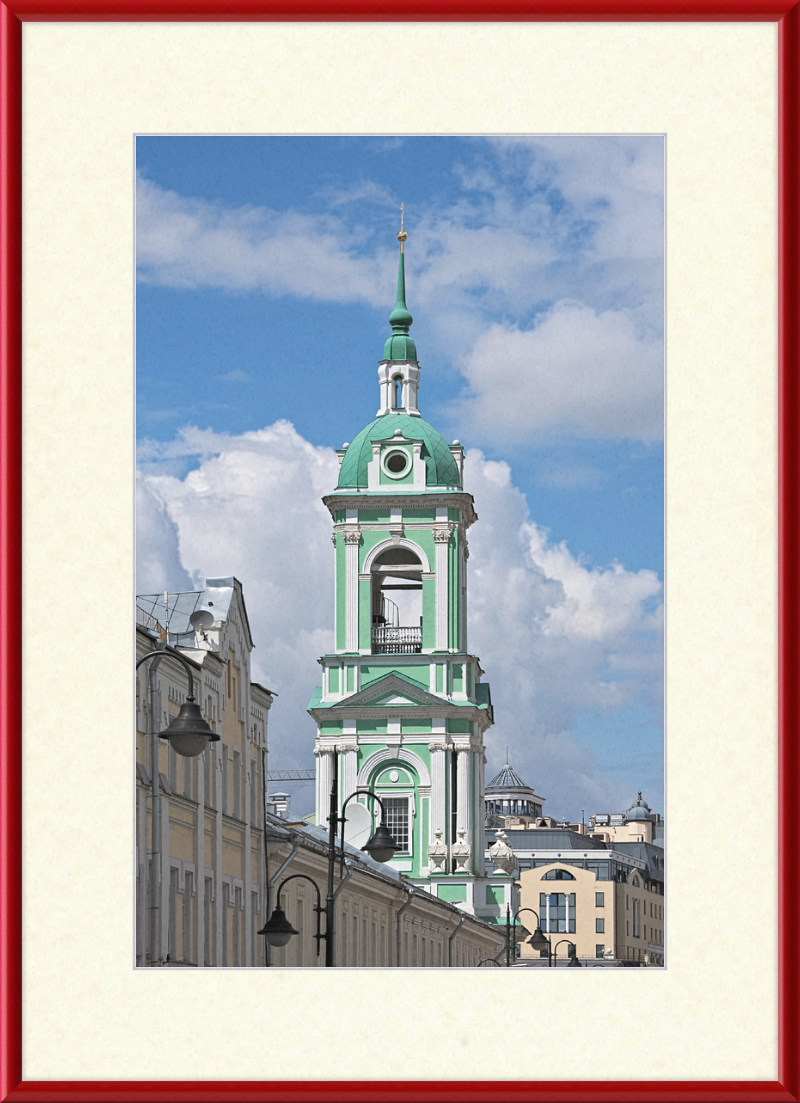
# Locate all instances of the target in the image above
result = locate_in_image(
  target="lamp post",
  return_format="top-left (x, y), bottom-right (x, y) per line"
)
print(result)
top-left (259, 750), bottom-right (399, 966)
top-left (552, 938), bottom-right (583, 967)
top-left (506, 905), bottom-right (550, 966)
top-left (137, 647), bottom-right (218, 967)
top-left (477, 958), bottom-right (502, 967)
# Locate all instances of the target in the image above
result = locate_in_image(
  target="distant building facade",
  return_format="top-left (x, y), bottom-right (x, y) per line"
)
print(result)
top-left (483, 773), bottom-right (665, 965)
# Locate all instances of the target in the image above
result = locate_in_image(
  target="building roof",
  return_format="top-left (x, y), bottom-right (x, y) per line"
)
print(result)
top-left (136, 576), bottom-right (254, 651)
top-left (336, 413), bottom-right (461, 490)
top-left (485, 827), bottom-right (608, 851)
top-left (610, 840), bottom-right (665, 883)
top-left (486, 763), bottom-right (534, 793)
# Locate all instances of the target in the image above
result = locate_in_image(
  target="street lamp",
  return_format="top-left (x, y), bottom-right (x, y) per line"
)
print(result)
top-left (339, 788), bottom-right (401, 867)
top-left (137, 646), bottom-right (219, 967)
top-left (136, 648), bottom-right (219, 757)
top-left (552, 938), bottom-right (583, 967)
top-left (477, 958), bottom-right (502, 967)
top-left (259, 751), bottom-right (398, 967)
top-left (506, 905), bottom-right (550, 966)
top-left (259, 874), bottom-right (325, 956)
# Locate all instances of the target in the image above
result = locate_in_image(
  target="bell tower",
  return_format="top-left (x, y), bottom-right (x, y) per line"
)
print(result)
top-left (309, 218), bottom-right (514, 925)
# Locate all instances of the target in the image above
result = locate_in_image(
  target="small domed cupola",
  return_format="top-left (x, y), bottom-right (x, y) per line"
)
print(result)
top-left (625, 790), bottom-right (654, 823)
top-left (378, 206), bottom-right (421, 417)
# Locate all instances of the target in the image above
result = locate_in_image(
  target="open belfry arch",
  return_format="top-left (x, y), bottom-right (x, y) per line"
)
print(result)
top-left (309, 217), bottom-right (514, 926)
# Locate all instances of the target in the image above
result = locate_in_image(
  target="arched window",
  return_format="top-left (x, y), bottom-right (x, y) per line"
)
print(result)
top-left (542, 868), bottom-right (575, 880)
top-left (393, 375), bottom-right (402, 409)
top-left (370, 546), bottom-right (423, 653)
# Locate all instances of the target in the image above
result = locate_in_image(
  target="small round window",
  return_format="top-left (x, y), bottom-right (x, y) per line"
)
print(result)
top-left (382, 448), bottom-right (410, 477)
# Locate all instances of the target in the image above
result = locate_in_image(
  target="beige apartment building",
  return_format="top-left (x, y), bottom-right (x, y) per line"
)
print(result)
top-left (517, 859), bottom-right (664, 965)
top-left (135, 577), bottom-right (274, 967)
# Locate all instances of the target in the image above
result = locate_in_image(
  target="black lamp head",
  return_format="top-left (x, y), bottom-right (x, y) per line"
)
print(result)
top-left (159, 698), bottom-right (219, 758)
top-left (258, 905), bottom-right (298, 948)
top-left (361, 823), bottom-right (400, 864)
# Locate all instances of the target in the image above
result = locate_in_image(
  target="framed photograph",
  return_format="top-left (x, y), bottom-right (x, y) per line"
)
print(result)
top-left (1, 5), bottom-right (798, 1102)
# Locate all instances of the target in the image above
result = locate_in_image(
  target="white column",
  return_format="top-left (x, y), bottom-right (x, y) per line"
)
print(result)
top-left (428, 742), bottom-right (448, 841)
top-left (315, 745), bottom-right (333, 826)
top-left (433, 526), bottom-right (450, 650)
top-left (340, 745), bottom-right (358, 807)
top-left (344, 530), bottom-right (360, 651)
top-left (474, 750), bottom-right (486, 875)
top-left (456, 746), bottom-right (473, 871)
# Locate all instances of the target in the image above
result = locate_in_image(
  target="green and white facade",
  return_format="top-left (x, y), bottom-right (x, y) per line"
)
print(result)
top-left (309, 234), bottom-right (515, 924)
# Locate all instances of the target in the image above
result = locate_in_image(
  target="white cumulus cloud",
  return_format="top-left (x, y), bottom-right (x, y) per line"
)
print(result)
top-left (451, 300), bottom-right (664, 443)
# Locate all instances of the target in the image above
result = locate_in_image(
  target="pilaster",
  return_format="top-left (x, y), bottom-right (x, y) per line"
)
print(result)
top-left (343, 529), bottom-right (360, 651)
top-left (434, 526), bottom-right (450, 651)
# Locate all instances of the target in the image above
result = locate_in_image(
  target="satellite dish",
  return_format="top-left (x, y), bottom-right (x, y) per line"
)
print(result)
top-left (189, 608), bottom-right (215, 631)
top-left (342, 801), bottom-right (372, 850)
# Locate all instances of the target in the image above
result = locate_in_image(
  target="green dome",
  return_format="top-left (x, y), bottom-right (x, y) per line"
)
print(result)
top-left (383, 331), bottom-right (417, 360)
top-left (337, 413), bottom-right (461, 490)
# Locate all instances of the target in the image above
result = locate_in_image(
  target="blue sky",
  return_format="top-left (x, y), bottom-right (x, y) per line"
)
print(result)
top-left (136, 135), bottom-right (664, 820)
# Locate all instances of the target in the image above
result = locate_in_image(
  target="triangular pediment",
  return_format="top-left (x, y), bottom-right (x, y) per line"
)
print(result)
top-left (338, 672), bottom-right (446, 709)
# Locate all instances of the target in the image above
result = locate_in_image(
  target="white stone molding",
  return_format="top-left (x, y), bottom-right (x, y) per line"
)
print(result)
top-left (344, 529), bottom-right (360, 651)
top-left (488, 829), bottom-right (516, 876)
top-left (452, 828), bottom-right (471, 874)
top-left (357, 745), bottom-right (431, 789)
top-left (428, 828), bottom-right (447, 872)
top-left (412, 441), bottom-right (425, 487)
top-left (362, 536), bottom-right (431, 575)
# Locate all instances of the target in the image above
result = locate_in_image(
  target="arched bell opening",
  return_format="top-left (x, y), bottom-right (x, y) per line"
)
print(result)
top-left (371, 546), bottom-right (423, 654)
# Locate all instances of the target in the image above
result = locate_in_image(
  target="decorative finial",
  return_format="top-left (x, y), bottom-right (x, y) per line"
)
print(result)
top-left (397, 202), bottom-right (408, 251)
top-left (637, 790), bottom-right (642, 806)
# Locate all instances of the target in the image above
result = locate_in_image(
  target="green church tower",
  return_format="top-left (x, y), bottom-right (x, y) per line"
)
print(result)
top-left (309, 221), bottom-right (513, 923)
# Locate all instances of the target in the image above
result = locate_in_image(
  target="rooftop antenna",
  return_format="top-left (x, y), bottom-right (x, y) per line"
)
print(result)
top-left (164, 591), bottom-right (170, 638)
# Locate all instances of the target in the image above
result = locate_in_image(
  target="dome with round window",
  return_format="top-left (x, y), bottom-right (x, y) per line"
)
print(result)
top-left (337, 413), bottom-right (461, 490)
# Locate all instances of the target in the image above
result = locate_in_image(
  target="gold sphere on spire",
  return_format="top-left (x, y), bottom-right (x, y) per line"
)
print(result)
top-left (397, 230), bottom-right (408, 243)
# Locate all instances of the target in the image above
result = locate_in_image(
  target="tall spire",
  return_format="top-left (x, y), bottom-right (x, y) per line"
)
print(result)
top-left (383, 205), bottom-right (416, 362)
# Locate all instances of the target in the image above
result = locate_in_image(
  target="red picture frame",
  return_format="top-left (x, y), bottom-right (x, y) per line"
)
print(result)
top-left (1, 6), bottom-right (798, 1102)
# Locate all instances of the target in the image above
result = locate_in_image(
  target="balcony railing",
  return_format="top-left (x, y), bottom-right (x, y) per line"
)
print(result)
top-left (371, 626), bottom-right (422, 654)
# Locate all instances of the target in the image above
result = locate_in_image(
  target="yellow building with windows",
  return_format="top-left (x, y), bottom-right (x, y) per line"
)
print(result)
top-left (516, 858), bottom-right (664, 965)
top-left (136, 577), bottom-right (274, 967)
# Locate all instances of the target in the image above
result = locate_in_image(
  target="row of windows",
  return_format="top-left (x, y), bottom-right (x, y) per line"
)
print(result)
top-left (138, 869), bottom-right (261, 967)
top-left (539, 892), bottom-right (576, 934)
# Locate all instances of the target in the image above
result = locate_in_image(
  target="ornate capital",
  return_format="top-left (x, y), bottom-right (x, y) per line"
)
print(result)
top-left (336, 743), bottom-right (359, 755)
top-left (433, 526), bottom-right (451, 543)
top-left (428, 741), bottom-right (450, 753)
top-left (330, 532), bottom-right (337, 546)
top-left (314, 746), bottom-right (335, 758)
top-left (342, 529), bottom-right (361, 545)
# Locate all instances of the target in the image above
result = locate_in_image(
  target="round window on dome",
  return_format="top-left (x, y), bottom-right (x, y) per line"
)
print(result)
top-left (382, 448), bottom-right (410, 478)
